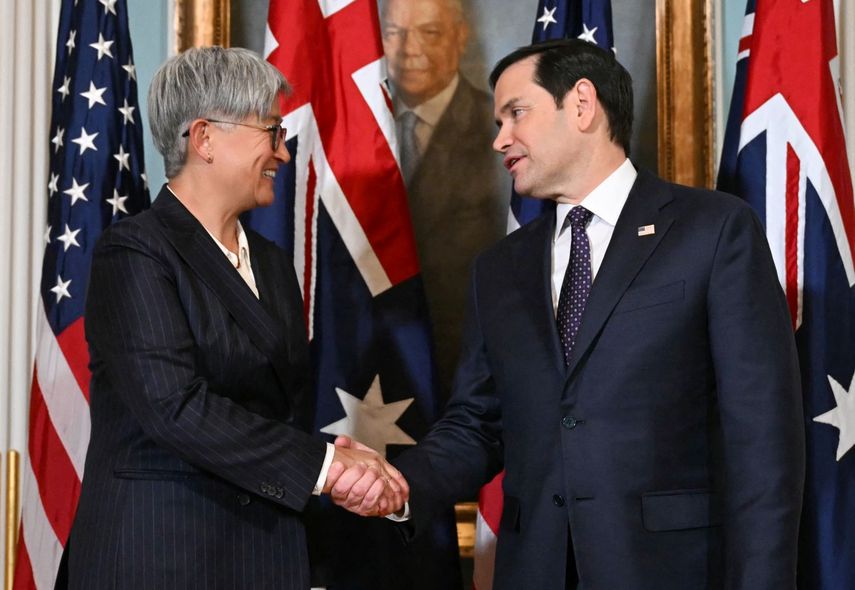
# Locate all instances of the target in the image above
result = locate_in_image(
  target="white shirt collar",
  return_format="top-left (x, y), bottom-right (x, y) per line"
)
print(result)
top-left (554, 158), bottom-right (638, 241)
top-left (395, 74), bottom-right (459, 128)
top-left (206, 220), bottom-right (250, 269)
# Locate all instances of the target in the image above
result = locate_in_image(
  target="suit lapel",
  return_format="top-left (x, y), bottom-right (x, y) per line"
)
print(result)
top-left (151, 188), bottom-right (293, 390)
top-left (565, 170), bottom-right (676, 380)
top-left (512, 215), bottom-right (567, 378)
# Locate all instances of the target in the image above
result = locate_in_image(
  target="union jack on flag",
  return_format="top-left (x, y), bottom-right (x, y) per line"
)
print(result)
top-left (14, 0), bottom-right (149, 588)
top-left (244, 0), bottom-right (460, 587)
top-left (717, 1), bottom-right (855, 587)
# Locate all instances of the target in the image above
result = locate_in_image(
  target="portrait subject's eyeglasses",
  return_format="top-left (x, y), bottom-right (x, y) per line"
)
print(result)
top-left (182, 118), bottom-right (287, 152)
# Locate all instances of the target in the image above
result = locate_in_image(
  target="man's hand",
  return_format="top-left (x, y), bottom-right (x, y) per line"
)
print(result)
top-left (323, 436), bottom-right (409, 517)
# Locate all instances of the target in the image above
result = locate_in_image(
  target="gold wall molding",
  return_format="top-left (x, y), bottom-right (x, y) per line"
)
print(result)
top-left (656, 0), bottom-right (714, 188)
top-left (175, 0), bottom-right (231, 52)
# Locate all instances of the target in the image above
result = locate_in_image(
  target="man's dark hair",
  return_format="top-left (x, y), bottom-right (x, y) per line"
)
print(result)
top-left (489, 39), bottom-right (633, 154)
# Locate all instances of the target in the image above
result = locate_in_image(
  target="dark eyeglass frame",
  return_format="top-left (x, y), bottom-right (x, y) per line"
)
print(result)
top-left (181, 118), bottom-right (286, 151)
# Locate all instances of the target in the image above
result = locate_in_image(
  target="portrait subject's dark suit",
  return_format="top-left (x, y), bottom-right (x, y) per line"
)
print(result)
top-left (404, 76), bottom-right (507, 400)
top-left (67, 188), bottom-right (327, 589)
top-left (396, 169), bottom-right (805, 589)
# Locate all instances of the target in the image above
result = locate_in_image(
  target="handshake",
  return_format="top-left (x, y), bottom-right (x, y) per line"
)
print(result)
top-left (322, 436), bottom-right (409, 518)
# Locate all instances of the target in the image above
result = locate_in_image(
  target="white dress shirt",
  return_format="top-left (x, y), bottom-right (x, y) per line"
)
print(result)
top-left (552, 159), bottom-right (638, 313)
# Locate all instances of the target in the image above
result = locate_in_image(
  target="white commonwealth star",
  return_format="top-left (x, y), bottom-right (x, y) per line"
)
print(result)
top-left (814, 369), bottom-right (855, 461)
top-left (99, 0), bottom-right (117, 15)
top-left (56, 224), bottom-right (81, 252)
top-left (89, 33), bottom-right (114, 60)
top-left (106, 189), bottom-right (129, 215)
top-left (537, 6), bottom-right (558, 31)
top-left (50, 275), bottom-right (72, 303)
top-left (66, 30), bottom-right (76, 53)
top-left (48, 173), bottom-right (59, 197)
top-left (51, 127), bottom-right (64, 153)
top-left (320, 375), bottom-right (417, 457)
top-left (578, 22), bottom-right (598, 44)
top-left (81, 81), bottom-right (107, 109)
top-left (72, 127), bottom-right (98, 155)
top-left (44, 225), bottom-right (52, 244)
top-left (114, 145), bottom-right (130, 171)
top-left (57, 76), bottom-right (71, 101)
top-left (63, 178), bottom-right (90, 205)
top-left (118, 98), bottom-right (136, 125)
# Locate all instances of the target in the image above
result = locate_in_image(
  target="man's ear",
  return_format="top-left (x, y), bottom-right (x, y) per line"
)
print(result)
top-left (185, 119), bottom-right (213, 163)
top-left (570, 78), bottom-right (598, 131)
top-left (456, 20), bottom-right (470, 53)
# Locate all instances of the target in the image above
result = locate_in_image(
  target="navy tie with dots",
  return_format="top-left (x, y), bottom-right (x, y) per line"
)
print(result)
top-left (556, 206), bottom-right (594, 366)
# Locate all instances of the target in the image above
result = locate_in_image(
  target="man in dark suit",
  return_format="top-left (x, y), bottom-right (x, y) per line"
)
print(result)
top-left (349, 39), bottom-right (806, 589)
top-left (66, 47), bottom-right (405, 589)
top-left (381, 0), bottom-right (507, 399)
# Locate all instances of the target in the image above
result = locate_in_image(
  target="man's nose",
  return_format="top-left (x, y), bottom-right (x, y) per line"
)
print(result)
top-left (402, 30), bottom-right (423, 55)
top-left (493, 124), bottom-right (511, 153)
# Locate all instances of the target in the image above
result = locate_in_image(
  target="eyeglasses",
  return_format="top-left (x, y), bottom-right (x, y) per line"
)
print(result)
top-left (182, 118), bottom-right (286, 152)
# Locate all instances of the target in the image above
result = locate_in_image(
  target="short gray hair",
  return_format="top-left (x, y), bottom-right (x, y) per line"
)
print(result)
top-left (148, 46), bottom-right (290, 178)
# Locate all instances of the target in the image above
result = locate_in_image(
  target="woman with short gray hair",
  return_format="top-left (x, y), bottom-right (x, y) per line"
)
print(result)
top-left (64, 46), bottom-right (406, 589)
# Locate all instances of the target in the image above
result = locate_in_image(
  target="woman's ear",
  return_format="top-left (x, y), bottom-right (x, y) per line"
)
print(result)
top-left (186, 119), bottom-right (214, 163)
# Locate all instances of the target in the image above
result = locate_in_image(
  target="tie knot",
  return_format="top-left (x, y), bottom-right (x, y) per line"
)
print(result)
top-left (399, 110), bottom-right (419, 133)
top-left (566, 206), bottom-right (593, 229)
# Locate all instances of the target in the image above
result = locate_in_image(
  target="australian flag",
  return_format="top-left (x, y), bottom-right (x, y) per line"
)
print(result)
top-left (509, 0), bottom-right (615, 229)
top-left (244, 0), bottom-right (460, 588)
top-left (15, 0), bottom-right (149, 588)
top-left (717, 1), bottom-right (855, 587)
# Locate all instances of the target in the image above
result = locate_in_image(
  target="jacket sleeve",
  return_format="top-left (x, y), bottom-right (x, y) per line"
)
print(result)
top-left (394, 260), bottom-right (504, 537)
top-left (706, 203), bottom-right (805, 588)
top-left (85, 222), bottom-right (327, 512)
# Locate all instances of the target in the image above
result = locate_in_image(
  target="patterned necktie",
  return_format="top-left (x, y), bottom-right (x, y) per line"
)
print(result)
top-left (398, 110), bottom-right (420, 183)
top-left (556, 206), bottom-right (594, 366)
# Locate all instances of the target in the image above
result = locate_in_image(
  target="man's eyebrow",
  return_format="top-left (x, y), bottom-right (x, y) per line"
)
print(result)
top-left (497, 97), bottom-right (522, 114)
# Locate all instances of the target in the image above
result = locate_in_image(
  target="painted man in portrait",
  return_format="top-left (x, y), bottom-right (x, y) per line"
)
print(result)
top-left (381, 0), bottom-right (507, 400)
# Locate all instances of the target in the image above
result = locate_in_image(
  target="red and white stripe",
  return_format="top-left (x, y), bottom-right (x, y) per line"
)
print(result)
top-left (473, 471), bottom-right (504, 590)
top-left (15, 306), bottom-right (90, 589)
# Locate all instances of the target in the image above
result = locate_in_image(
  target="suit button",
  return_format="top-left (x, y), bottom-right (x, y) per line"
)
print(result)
top-left (552, 494), bottom-right (566, 507)
top-left (561, 416), bottom-right (578, 429)
top-left (237, 494), bottom-right (251, 506)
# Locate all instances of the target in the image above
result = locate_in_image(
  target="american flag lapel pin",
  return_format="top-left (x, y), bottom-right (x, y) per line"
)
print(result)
top-left (637, 224), bottom-right (655, 237)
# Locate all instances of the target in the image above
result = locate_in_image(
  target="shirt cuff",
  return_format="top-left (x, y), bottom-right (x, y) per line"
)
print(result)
top-left (312, 442), bottom-right (336, 496)
top-left (385, 501), bottom-right (411, 522)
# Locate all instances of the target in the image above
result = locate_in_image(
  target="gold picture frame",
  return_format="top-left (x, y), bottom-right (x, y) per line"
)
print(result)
top-left (656, 0), bottom-right (715, 188)
top-left (175, 0), bottom-right (231, 52)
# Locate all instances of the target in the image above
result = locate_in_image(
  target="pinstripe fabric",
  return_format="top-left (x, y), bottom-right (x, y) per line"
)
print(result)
top-left (66, 187), bottom-right (327, 589)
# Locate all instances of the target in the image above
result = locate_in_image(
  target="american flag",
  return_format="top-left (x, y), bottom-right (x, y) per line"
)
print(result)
top-left (244, 0), bottom-right (460, 587)
top-left (474, 2), bottom-right (615, 588)
top-left (14, 0), bottom-right (149, 587)
top-left (717, 0), bottom-right (855, 587)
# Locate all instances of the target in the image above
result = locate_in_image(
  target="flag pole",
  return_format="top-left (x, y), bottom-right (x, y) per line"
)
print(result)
top-left (4, 450), bottom-right (20, 590)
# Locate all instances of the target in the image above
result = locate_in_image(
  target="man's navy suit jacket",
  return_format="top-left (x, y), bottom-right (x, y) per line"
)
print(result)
top-left (67, 188), bottom-right (327, 589)
top-left (396, 169), bottom-right (806, 590)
